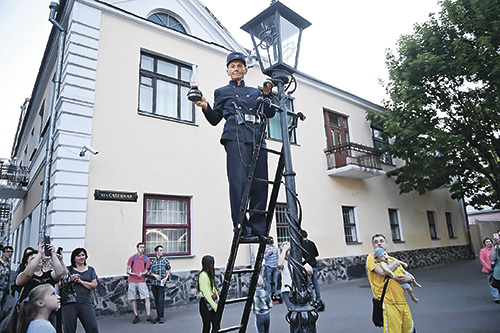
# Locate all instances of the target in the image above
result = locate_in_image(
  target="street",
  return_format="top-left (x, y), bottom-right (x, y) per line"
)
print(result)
top-left (81, 259), bottom-right (499, 332)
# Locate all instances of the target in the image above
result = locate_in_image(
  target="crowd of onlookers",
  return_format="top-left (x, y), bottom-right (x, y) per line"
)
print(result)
top-left (0, 241), bottom-right (99, 333)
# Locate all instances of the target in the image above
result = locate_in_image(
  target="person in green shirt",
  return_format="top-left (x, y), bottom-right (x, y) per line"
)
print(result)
top-left (198, 255), bottom-right (219, 333)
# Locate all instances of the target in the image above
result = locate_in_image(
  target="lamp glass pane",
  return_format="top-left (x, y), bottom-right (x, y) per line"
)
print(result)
top-left (279, 16), bottom-right (300, 69)
top-left (251, 13), bottom-right (279, 69)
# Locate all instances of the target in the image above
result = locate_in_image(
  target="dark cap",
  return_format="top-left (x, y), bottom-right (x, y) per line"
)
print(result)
top-left (226, 52), bottom-right (246, 67)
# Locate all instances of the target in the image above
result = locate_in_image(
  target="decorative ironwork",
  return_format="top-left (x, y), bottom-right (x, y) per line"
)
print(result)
top-left (324, 142), bottom-right (383, 170)
top-left (0, 159), bottom-right (28, 187)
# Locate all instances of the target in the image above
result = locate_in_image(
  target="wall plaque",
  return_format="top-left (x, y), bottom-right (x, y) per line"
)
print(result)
top-left (94, 190), bottom-right (138, 202)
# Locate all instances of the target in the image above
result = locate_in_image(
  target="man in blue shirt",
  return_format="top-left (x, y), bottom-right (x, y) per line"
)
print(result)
top-left (195, 52), bottom-right (276, 243)
top-left (264, 240), bottom-right (279, 299)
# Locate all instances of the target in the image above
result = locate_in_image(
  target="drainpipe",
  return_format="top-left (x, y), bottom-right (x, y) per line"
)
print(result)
top-left (39, 2), bottom-right (65, 242)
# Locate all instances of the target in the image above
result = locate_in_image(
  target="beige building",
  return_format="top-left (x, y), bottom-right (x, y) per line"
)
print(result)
top-left (0, 0), bottom-right (471, 314)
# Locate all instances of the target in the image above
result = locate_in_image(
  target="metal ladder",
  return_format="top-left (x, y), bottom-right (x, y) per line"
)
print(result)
top-left (214, 108), bottom-right (286, 333)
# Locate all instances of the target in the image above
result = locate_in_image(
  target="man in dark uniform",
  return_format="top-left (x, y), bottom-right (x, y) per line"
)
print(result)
top-left (195, 52), bottom-right (275, 243)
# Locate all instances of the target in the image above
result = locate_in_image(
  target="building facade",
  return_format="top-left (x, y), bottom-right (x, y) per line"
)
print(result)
top-left (0, 0), bottom-right (471, 316)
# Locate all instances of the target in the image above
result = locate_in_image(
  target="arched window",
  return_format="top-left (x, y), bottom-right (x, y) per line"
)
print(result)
top-left (147, 12), bottom-right (187, 34)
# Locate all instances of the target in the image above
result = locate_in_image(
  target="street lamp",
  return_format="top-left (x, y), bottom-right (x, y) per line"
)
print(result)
top-left (242, 2), bottom-right (317, 332)
top-left (241, 1), bottom-right (310, 80)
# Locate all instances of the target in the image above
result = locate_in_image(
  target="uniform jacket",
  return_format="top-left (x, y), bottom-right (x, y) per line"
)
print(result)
top-left (203, 80), bottom-right (276, 144)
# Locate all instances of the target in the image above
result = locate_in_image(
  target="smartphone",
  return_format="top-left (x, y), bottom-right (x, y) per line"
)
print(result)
top-left (44, 236), bottom-right (51, 256)
top-left (57, 247), bottom-right (63, 255)
top-left (494, 233), bottom-right (499, 241)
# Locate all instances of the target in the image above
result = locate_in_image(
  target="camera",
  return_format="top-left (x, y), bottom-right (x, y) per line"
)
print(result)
top-left (79, 145), bottom-right (99, 157)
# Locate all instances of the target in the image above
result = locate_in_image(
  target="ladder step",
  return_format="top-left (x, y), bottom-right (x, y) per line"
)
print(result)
top-left (246, 209), bottom-right (268, 215)
top-left (225, 296), bottom-right (251, 305)
top-left (232, 268), bottom-right (256, 274)
top-left (218, 324), bottom-right (243, 333)
top-left (253, 177), bottom-right (274, 185)
top-left (262, 147), bottom-right (281, 155)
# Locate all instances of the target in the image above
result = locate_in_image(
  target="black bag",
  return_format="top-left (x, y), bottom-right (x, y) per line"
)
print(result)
top-left (0, 302), bottom-right (20, 333)
top-left (372, 276), bottom-right (390, 327)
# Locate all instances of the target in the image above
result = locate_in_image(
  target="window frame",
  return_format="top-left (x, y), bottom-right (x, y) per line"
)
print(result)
top-left (138, 50), bottom-right (195, 124)
top-left (388, 208), bottom-right (403, 242)
top-left (371, 127), bottom-right (394, 165)
top-left (445, 212), bottom-right (456, 238)
top-left (143, 194), bottom-right (191, 257)
top-left (147, 11), bottom-right (187, 34)
top-left (275, 203), bottom-right (290, 245)
top-left (324, 109), bottom-right (350, 150)
top-left (342, 206), bottom-right (359, 244)
top-left (266, 95), bottom-right (298, 144)
top-left (426, 211), bottom-right (439, 240)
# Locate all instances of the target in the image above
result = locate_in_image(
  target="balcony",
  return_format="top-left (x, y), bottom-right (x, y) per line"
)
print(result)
top-left (0, 159), bottom-right (29, 199)
top-left (324, 143), bottom-right (386, 180)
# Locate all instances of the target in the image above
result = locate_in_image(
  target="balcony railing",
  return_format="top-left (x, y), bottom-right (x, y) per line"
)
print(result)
top-left (0, 159), bottom-right (28, 187)
top-left (324, 142), bottom-right (386, 179)
top-left (0, 159), bottom-right (28, 199)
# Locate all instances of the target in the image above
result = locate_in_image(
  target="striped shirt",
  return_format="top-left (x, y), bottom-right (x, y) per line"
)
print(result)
top-left (264, 244), bottom-right (279, 267)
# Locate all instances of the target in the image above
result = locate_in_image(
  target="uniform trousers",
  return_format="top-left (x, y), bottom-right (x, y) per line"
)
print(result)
top-left (224, 140), bottom-right (268, 236)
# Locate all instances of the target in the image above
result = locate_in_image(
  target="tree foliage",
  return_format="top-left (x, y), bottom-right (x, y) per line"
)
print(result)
top-left (367, 0), bottom-right (500, 209)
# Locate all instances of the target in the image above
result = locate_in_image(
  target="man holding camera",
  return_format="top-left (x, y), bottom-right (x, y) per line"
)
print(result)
top-left (367, 234), bottom-right (415, 333)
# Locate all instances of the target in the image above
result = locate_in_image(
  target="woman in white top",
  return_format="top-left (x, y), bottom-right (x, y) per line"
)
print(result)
top-left (277, 242), bottom-right (293, 309)
top-left (17, 284), bottom-right (61, 333)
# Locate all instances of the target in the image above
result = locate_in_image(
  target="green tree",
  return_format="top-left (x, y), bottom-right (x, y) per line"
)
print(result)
top-left (367, 0), bottom-right (500, 209)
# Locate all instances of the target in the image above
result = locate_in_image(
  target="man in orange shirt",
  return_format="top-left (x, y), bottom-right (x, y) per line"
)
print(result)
top-left (366, 234), bottom-right (415, 333)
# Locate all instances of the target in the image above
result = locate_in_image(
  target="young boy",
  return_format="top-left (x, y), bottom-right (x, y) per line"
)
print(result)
top-left (374, 248), bottom-right (422, 303)
top-left (253, 275), bottom-right (273, 333)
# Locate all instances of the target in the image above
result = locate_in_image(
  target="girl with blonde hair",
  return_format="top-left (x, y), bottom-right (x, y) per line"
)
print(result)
top-left (17, 284), bottom-right (61, 333)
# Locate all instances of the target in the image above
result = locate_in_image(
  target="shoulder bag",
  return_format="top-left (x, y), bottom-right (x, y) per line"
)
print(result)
top-left (0, 287), bottom-right (24, 333)
top-left (372, 276), bottom-right (390, 327)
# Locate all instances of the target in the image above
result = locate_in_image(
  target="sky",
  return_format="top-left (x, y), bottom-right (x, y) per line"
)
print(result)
top-left (0, 0), bottom-right (442, 158)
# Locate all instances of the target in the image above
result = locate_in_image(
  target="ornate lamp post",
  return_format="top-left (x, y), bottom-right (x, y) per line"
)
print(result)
top-left (242, 2), bottom-right (317, 332)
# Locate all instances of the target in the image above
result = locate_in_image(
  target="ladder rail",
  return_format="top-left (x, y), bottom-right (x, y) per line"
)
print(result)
top-left (214, 114), bottom-right (270, 332)
top-left (216, 109), bottom-right (291, 333)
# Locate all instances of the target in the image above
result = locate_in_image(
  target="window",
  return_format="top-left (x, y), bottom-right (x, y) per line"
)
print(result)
top-left (144, 195), bottom-right (190, 256)
top-left (342, 206), bottom-right (358, 243)
top-left (147, 12), bottom-right (187, 33)
top-left (388, 209), bottom-right (402, 241)
top-left (139, 52), bottom-right (194, 123)
top-left (427, 211), bottom-right (439, 240)
top-left (372, 127), bottom-right (393, 165)
top-left (267, 96), bottom-right (297, 144)
top-left (38, 102), bottom-right (45, 142)
top-left (445, 212), bottom-right (456, 238)
top-left (275, 203), bottom-right (290, 245)
top-left (324, 110), bottom-right (349, 149)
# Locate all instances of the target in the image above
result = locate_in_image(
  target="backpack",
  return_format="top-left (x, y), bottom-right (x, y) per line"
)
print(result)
top-left (131, 254), bottom-right (147, 271)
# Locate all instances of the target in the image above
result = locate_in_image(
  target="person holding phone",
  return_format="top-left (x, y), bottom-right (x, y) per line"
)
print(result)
top-left (15, 241), bottom-right (64, 302)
